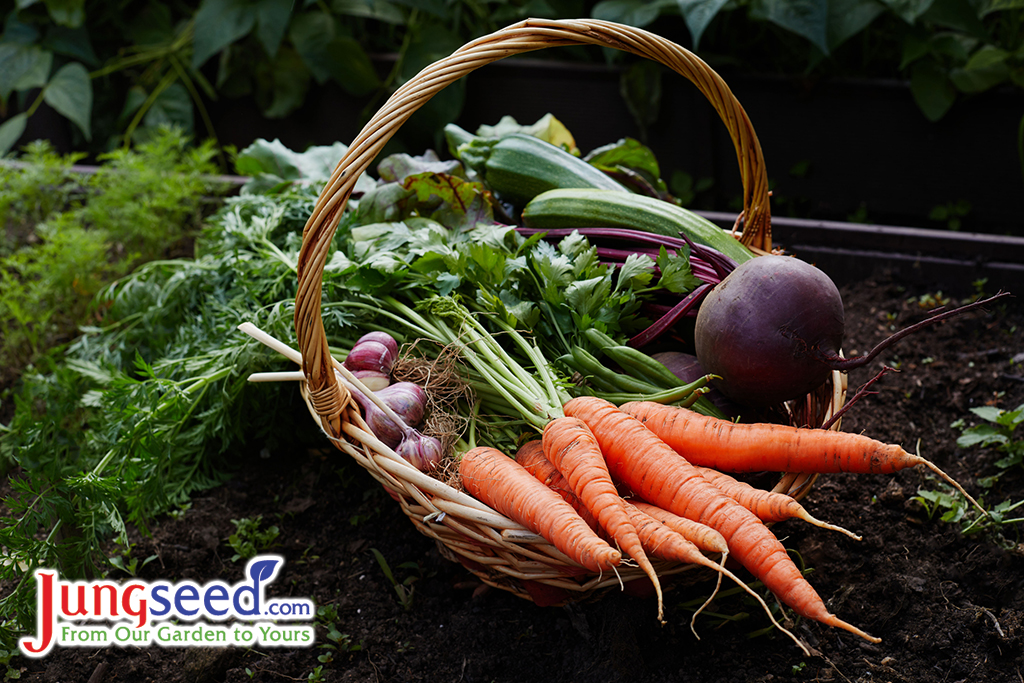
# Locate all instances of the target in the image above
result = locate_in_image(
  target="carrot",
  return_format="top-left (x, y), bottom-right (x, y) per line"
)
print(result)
top-left (516, 440), bottom-right (600, 531)
top-left (564, 396), bottom-right (880, 643)
top-left (695, 466), bottom-right (862, 541)
top-left (621, 400), bottom-right (983, 512)
top-left (459, 446), bottom-right (620, 573)
top-left (516, 440), bottom-right (562, 488)
top-left (542, 417), bottom-right (665, 623)
top-left (520, 437), bottom-right (798, 643)
top-left (623, 500), bottom-right (808, 654)
top-left (630, 501), bottom-right (729, 556)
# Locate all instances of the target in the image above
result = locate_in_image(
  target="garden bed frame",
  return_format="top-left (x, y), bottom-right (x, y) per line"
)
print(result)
top-left (4, 159), bottom-right (1020, 294)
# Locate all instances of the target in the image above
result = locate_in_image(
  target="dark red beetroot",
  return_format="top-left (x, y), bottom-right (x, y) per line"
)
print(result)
top-left (693, 255), bottom-right (1011, 408)
top-left (695, 255), bottom-right (844, 407)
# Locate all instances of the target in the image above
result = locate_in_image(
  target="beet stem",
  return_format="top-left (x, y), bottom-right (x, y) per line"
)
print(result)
top-left (673, 232), bottom-right (738, 281)
top-left (819, 365), bottom-right (898, 431)
top-left (815, 291), bottom-right (1013, 372)
top-left (628, 283), bottom-right (713, 349)
top-left (596, 247), bottom-right (721, 283)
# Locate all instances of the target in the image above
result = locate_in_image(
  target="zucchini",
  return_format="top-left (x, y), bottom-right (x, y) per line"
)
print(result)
top-left (445, 124), bottom-right (627, 210)
top-left (522, 188), bottom-right (755, 264)
top-left (483, 134), bottom-right (627, 208)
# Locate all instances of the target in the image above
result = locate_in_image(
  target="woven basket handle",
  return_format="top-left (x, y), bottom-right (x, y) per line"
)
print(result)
top-left (295, 18), bottom-right (772, 426)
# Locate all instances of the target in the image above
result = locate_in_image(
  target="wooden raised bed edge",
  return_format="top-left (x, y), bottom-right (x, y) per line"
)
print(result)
top-left (699, 211), bottom-right (1024, 295)
top-left (3, 159), bottom-right (1019, 295)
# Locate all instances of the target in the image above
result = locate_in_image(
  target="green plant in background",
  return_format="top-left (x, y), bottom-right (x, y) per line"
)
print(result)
top-left (314, 604), bottom-right (363, 670)
top-left (227, 515), bottom-right (281, 562)
top-left (0, 3), bottom-right (207, 152)
top-left (908, 290), bottom-right (953, 309)
top-left (594, 0), bottom-right (1024, 195)
top-left (955, 403), bottom-right (1024, 480)
top-left (107, 539), bottom-right (158, 577)
top-left (0, 647), bottom-right (20, 681)
top-left (669, 169), bottom-right (714, 207)
top-left (929, 198), bottom-right (972, 230)
top-left (0, 0), bottom-right (591, 155)
top-left (913, 403), bottom-right (1024, 545)
top-left (0, 127), bottom-right (219, 379)
top-left (0, 140), bottom-right (84, 241)
top-left (2, 0), bottom-right (1022, 167)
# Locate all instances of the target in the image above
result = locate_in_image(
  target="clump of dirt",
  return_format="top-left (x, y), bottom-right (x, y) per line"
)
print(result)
top-left (11, 271), bottom-right (1024, 683)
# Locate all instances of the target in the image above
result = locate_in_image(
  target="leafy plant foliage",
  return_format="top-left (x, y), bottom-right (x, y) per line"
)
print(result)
top-left (0, 142), bottom-right (349, 645)
top-left (0, 0), bottom-right (589, 154)
top-left (4, 0), bottom-right (1020, 157)
top-left (913, 402), bottom-right (1024, 545)
top-left (0, 128), bottom-right (220, 377)
top-left (598, 0), bottom-right (1024, 123)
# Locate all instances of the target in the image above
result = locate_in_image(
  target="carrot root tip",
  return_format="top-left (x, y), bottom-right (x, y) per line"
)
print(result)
top-left (827, 615), bottom-right (881, 644)
top-left (690, 558), bottom-right (727, 640)
top-left (915, 446), bottom-right (987, 517)
top-left (799, 511), bottom-right (863, 542)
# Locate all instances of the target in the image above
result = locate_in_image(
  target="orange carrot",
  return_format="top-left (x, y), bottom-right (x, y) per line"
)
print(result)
top-left (630, 501), bottom-right (729, 556)
top-left (622, 500), bottom-right (808, 653)
top-left (542, 417), bottom-right (665, 623)
top-left (695, 466), bottom-right (861, 541)
top-left (564, 396), bottom-right (879, 643)
top-left (516, 440), bottom-right (561, 488)
top-left (459, 446), bottom-right (620, 573)
top-left (621, 400), bottom-right (982, 511)
top-left (519, 438), bottom-right (792, 642)
top-left (516, 440), bottom-right (600, 531)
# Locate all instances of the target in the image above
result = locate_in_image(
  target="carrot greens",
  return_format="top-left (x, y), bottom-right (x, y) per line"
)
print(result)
top-left (0, 153), bottom-right (360, 642)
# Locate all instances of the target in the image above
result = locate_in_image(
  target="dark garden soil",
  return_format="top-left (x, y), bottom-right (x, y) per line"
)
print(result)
top-left (12, 270), bottom-right (1024, 683)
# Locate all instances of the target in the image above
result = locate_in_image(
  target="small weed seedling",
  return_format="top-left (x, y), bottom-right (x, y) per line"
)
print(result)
top-left (227, 516), bottom-right (280, 562)
top-left (953, 404), bottom-right (1024, 475)
top-left (370, 548), bottom-right (419, 610)
top-left (909, 291), bottom-right (952, 310)
top-left (107, 540), bottom-right (158, 577)
top-left (313, 604), bottom-right (362, 673)
top-left (167, 502), bottom-right (192, 521)
top-left (929, 199), bottom-right (971, 230)
top-left (0, 647), bottom-right (21, 681)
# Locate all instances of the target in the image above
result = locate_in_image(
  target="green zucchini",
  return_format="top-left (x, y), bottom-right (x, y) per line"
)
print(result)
top-left (522, 188), bottom-right (755, 264)
top-left (444, 124), bottom-right (627, 210)
top-left (483, 134), bottom-right (627, 208)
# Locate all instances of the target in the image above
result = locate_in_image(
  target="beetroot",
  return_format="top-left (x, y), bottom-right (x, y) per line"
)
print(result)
top-left (693, 254), bottom-right (1011, 408)
top-left (694, 255), bottom-right (845, 407)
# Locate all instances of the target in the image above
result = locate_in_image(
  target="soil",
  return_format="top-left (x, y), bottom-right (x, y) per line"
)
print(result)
top-left (10, 270), bottom-right (1024, 683)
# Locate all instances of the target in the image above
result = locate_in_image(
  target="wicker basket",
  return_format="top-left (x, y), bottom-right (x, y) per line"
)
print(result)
top-left (290, 18), bottom-right (848, 606)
